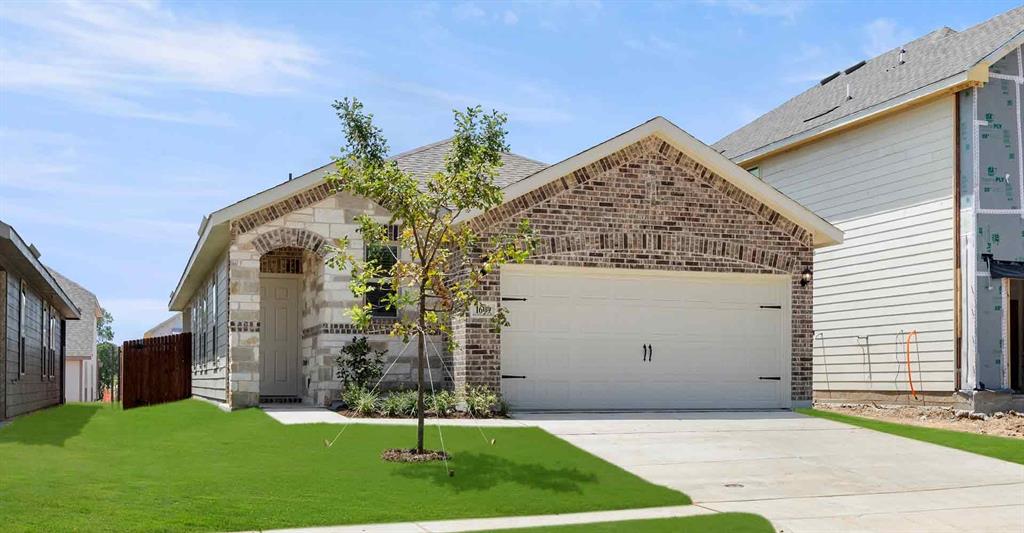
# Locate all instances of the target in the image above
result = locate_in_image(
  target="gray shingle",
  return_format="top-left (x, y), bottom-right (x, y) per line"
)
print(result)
top-left (392, 138), bottom-right (548, 189)
top-left (714, 6), bottom-right (1024, 161)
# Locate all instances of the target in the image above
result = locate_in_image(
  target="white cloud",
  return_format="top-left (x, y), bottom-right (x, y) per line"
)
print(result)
top-left (0, 0), bottom-right (320, 123)
top-left (503, 10), bottom-right (520, 26)
top-left (387, 81), bottom-right (573, 124)
top-left (624, 34), bottom-right (683, 54)
top-left (700, 0), bottom-right (807, 23)
top-left (454, 2), bottom-right (487, 21)
top-left (862, 18), bottom-right (914, 57)
top-left (2, 204), bottom-right (196, 244)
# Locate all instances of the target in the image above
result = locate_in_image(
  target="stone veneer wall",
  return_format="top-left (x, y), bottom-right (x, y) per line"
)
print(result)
top-left (226, 190), bottom-right (445, 408)
top-left (455, 135), bottom-right (816, 403)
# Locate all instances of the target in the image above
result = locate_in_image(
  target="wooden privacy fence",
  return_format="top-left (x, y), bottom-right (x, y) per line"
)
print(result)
top-left (121, 333), bottom-right (191, 409)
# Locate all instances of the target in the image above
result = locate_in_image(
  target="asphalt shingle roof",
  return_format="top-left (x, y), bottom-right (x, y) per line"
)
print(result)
top-left (392, 138), bottom-right (548, 189)
top-left (714, 6), bottom-right (1024, 161)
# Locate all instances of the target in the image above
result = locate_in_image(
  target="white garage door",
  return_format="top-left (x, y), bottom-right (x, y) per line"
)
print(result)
top-left (500, 266), bottom-right (791, 410)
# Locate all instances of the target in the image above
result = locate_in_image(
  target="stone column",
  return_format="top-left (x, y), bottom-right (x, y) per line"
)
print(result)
top-left (228, 238), bottom-right (261, 408)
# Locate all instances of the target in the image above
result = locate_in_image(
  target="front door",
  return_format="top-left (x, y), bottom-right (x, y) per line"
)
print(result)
top-left (260, 275), bottom-right (300, 397)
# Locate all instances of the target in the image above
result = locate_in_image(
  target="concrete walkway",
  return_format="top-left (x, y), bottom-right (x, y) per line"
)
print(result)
top-left (260, 404), bottom-right (526, 427)
top-left (255, 505), bottom-right (709, 533)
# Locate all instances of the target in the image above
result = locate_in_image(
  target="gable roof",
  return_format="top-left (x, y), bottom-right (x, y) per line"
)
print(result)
top-left (168, 141), bottom-right (547, 310)
top-left (475, 117), bottom-right (843, 247)
top-left (0, 221), bottom-right (80, 319)
top-left (48, 268), bottom-right (102, 319)
top-left (392, 138), bottom-right (548, 188)
top-left (714, 6), bottom-right (1024, 163)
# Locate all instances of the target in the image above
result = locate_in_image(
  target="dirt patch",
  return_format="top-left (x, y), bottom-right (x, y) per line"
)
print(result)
top-left (815, 403), bottom-right (1024, 439)
top-left (381, 448), bottom-right (451, 463)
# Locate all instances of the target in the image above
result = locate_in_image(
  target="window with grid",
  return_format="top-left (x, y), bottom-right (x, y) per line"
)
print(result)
top-left (365, 224), bottom-right (400, 318)
top-left (208, 280), bottom-right (217, 363)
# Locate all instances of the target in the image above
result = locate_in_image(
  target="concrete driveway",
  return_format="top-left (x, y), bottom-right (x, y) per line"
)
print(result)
top-left (515, 411), bottom-right (1024, 532)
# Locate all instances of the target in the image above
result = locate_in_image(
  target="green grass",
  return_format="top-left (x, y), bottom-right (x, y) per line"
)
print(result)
top-left (486, 513), bottom-right (773, 532)
top-left (797, 408), bottom-right (1024, 465)
top-left (0, 400), bottom-right (688, 532)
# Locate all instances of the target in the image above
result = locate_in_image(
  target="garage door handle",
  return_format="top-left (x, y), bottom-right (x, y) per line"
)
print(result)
top-left (760, 305), bottom-right (782, 309)
top-left (501, 375), bottom-right (527, 379)
top-left (501, 297), bottom-right (528, 302)
top-left (759, 376), bottom-right (781, 381)
top-left (642, 344), bottom-right (649, 362)
top-left (649, 345), bottom-right (653, 362)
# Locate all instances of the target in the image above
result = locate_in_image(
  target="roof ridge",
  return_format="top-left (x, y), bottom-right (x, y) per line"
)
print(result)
top-left (389, 137), bottom-right (453, 160)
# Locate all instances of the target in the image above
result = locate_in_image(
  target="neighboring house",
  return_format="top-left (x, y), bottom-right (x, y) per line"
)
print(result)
top-left (715, 7), bottom-right (1024, 411)
top-left (169, 118), bottom-right (841, 410)
top-left (0, 221), bottom-right (80, 418)
top-left (49, 269), bottom-right (102, 403)
top-left (144, 313), bottom-right (182, 338)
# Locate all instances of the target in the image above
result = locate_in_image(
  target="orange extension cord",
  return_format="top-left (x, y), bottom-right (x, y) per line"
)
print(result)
top-left (905, 330), bottom-right (919, 400)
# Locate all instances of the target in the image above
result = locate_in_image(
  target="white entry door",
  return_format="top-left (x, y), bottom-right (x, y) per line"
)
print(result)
top-left (65, 360), bottom-right (82, 402)
top-left (500, 265), bottom-right (790, 410)
top-left (260, 276), bottom-right (301, 397)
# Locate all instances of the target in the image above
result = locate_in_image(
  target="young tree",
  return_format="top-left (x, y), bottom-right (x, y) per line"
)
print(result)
top-left (96, 309), bottom-right (114, 343)
top-left (95, 310), bottom-right (116, 397)
top-left (326, 98), bottom-right (535, 454)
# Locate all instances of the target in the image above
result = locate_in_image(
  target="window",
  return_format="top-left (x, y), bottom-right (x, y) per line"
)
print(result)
top-left (366, 243), bottom-right (399, 272)
top-left (747, 166), bottom-right (761, 179)
top-left (364, 226), bottom-right (399, 318)
top-left (49, 308), bottom-right (57, 379)
top-left (191, 305), bottom-right (199, 367)
top-left (18, 281), bottom-right (26, 376)
top-left (200, 295), bottom-right (208, 365)
top-left (208, 280), bottom-right (217, 362)
top-left (41, 304), bottom-right (48, 380)
top-left (366, 281), bottom-right (397, 317)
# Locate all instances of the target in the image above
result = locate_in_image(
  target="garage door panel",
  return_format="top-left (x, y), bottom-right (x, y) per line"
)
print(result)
top-left (501, 267), bottom-right (789, 410)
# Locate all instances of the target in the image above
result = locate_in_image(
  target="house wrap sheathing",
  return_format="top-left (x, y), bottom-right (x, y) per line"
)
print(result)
top-left (959, 45), bottom-right (1024, 390)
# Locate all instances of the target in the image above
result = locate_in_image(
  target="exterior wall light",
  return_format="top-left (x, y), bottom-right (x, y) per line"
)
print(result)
top-left (800, 267), bottom-right (813, 287)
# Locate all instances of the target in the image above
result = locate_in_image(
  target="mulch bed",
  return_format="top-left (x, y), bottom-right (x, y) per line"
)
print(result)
top-left (381, 448), bottom-right (452, 463)
top-left (335, 409), bottom-right (503, 420)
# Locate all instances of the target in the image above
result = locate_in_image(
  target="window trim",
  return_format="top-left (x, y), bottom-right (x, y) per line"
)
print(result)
top-left (41, 303), bottom-right (48, 380)
top-left (364, 227), bottom-right (400, 319)
top-left (19, 282), bottom-right (26, 376)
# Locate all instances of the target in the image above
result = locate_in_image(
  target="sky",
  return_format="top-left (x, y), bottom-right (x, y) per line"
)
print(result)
top-left (0, 0), bottom-right (1017, 342)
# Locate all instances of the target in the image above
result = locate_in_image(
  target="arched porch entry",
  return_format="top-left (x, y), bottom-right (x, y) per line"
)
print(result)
top-left (252, 228), bottom-right (329, 402)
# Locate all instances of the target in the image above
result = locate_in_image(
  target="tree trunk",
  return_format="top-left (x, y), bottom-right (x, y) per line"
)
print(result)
top-left (416, 286), bottom-right (426, 454)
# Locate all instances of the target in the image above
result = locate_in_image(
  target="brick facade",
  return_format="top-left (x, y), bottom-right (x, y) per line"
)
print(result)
top-left (456, 135), bottom-right (815, 403)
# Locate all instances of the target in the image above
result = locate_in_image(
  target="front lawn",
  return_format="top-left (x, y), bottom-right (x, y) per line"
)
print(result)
top-left (487, 513), bottom-right (773, 532)
top-left (0, 400), bottom-right (688, 532)
top-left (797, 408), bottom-right (1024, 465)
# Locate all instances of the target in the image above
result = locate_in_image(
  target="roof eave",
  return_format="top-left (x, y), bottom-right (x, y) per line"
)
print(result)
top-left (0, 221), bottom-right (81, 319)
top-left (732, 69), bottom-right (984, 167)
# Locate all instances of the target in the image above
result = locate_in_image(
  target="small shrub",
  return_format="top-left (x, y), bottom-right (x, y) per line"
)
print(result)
top-left (341, 384), bottom-right (365, 409)
top-left (380, 390), bottom-right (418, 417)
top-left (428, 390), bottom-right (458, 417)
top-left (462, 386), bottom-right (500, 418)
top-left (353, 388), bottom-right (379, 417)
top-left (336, 337), bottom-right (387, 390)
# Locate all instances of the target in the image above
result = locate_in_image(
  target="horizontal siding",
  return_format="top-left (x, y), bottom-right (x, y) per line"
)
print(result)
top-left (760, 97), bottom-right (955, 392)
top-left (189, 253), bottom-right (228, 403)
